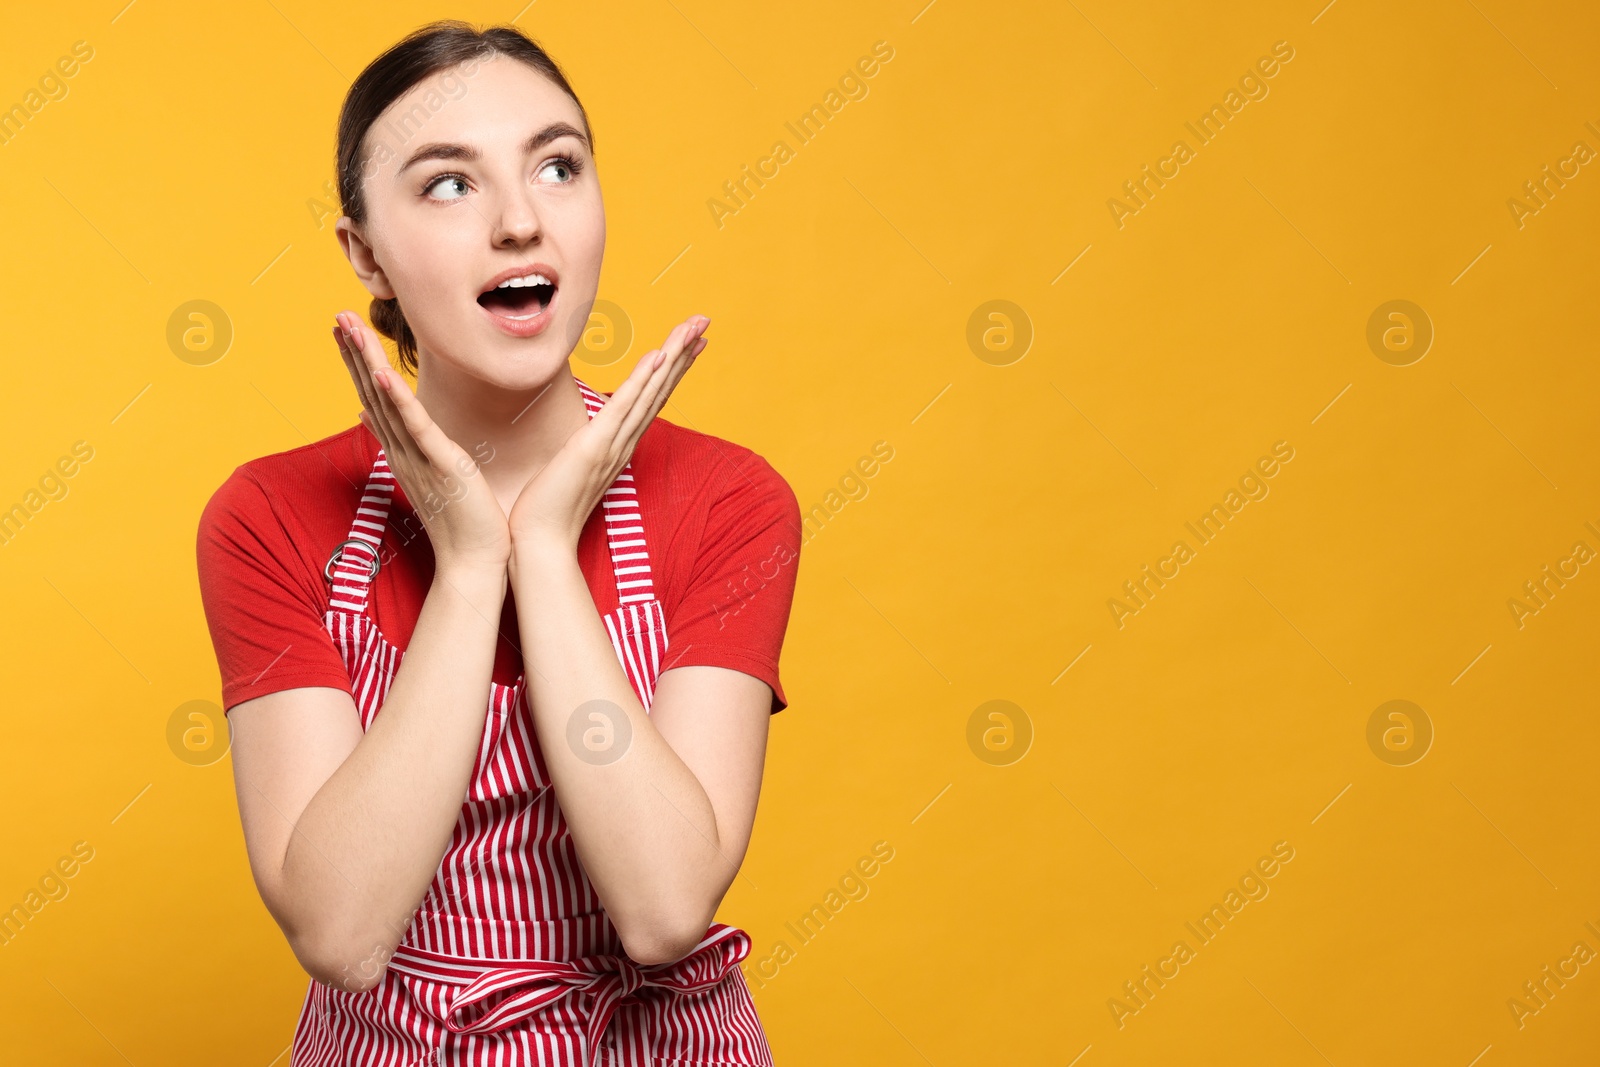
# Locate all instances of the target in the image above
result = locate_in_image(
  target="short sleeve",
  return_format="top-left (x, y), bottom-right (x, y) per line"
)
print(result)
top-left (663, 451), bottom-right (802, 714)
top-left (195, 468), bottom-right (353, 714)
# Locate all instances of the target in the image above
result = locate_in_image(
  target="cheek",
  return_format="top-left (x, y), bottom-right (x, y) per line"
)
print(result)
top-left (567, 197), bottom-right (607, 274)
top-left (543, 198), bottom-right (607, 307)
top-left (382, 224), bottom-right (475, 315)
top-left (392, 261), bottom-right (460, 319)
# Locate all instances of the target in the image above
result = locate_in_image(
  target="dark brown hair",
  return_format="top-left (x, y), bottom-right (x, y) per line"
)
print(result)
top-left (335, 20), bottom-right (593, 375)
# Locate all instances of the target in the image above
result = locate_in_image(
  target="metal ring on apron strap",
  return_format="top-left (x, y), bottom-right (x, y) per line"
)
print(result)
top-left (324, 537), bottom-right (380, 582)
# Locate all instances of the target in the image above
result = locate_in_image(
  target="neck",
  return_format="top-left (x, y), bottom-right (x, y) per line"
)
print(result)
top-left (412, 352), bottom-right (589, 516)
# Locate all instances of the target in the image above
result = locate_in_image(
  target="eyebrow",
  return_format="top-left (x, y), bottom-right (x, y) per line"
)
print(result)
top-left (397, 122), bottom-right (591, 175)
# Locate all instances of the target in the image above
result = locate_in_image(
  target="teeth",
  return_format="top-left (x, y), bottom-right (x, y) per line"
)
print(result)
top-left (494, 273), bottom-right (552, 290)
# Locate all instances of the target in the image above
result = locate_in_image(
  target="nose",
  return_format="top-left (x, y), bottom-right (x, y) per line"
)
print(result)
top-left (489, 183), bottom-right (542, 248)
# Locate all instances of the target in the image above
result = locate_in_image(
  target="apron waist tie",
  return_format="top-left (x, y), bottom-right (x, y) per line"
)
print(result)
top-left (385, 922), bottom-right (752, 1067)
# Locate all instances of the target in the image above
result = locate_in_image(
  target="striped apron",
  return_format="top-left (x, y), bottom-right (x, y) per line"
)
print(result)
top-left (289, 375), bottom-right (775, 1067)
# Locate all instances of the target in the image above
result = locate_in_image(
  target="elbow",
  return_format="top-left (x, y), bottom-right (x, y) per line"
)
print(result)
top-left (618, 905), bottom-right (716, 967)
top-left (622, 929), bottom-right (699, 967)
top-left (258, 867), bottom-right (403, 993)
top-left (287, 920), bottom-right (395, 993)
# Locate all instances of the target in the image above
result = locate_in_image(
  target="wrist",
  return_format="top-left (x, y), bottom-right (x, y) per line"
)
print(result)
top-left (508, 535), bottom-right (576, 577)
top-left (432, 558), bottom-right (509, 594)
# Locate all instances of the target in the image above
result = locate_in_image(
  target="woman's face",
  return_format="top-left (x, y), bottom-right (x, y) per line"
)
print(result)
top-left (341, 54), bottom-right (604, 387)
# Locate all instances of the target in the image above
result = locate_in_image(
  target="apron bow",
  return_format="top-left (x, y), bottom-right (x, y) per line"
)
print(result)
top-left (389, 922), bottom-right (752, 1067)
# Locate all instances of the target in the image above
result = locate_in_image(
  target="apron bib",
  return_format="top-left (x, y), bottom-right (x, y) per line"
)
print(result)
top-left (288, 375), bottom-right (774, 1067)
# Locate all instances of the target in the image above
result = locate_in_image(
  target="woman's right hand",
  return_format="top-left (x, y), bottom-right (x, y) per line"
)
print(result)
top-left (333, 310), bottom-right (511, 576)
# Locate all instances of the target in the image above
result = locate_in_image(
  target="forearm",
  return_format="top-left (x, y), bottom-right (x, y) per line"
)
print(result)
top-left (283, 564), bottom-right (507, 988)
top-left (509, 541), bottom-right (729, 963)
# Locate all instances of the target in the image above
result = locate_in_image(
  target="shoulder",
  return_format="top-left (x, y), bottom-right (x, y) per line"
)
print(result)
top-left (636, 415), bottom-right (799, 524)
top-left (197, 424), bottom-right (368, 541)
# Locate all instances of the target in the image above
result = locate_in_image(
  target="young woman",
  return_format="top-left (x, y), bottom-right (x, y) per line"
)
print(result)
top-left (195, 20), bottom-right (800, 1066)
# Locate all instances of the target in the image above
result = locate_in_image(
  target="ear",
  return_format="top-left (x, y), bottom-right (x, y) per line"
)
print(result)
top-left (334, 216), bottom-right (396, 301)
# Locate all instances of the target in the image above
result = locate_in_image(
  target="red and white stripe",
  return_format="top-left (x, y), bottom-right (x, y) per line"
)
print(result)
top-left (290, 374), bottom-right (773, 1066)
top-left (577, 379), bottom-right (670, 711)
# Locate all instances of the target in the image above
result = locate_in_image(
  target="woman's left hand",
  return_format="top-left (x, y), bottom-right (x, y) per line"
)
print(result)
top-left (508, 314), bottom-right (709, 554)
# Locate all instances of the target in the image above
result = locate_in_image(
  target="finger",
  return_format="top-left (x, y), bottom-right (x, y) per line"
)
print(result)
top-left (334, 324), bottom-right (398, 459)
top-left (637, 317), bottom-right (701, 384)
top-left (339, 313), bottom-right (400, 446)
top-left (586, 316), bottom-right (704, 469)
top-left (370, 363), bottom-right (421, 464)
top-left (365, 349), bottom-right (460, 468)
top-left (338, 313), bottom-right (467, 473)
top-left (665, 335), bottom-right (707, 390)
top-left (335, 313), bottom-right (387, 439)
top-left (640, 325), bottom-right (702, 417)
top-left (601, 327), bottom-right (700, 463)
top-left (341, 313), bottom-right (417, 465)
top-left (614, 333), bottom-right (706, 464)
top-left (617, 319), bottom-right (703, 443)
top-left (628, 317), bottom-right (702, 422)
top-left (633, 332), bottom-right (706, 443)
top-left (334, 321), bottom-right (378, 419)
top-left (608, 318), bottom-right (699, 421)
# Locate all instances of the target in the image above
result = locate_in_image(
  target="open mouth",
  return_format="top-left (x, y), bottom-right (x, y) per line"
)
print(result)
top-left (477, 275), bottom-right (556, 321)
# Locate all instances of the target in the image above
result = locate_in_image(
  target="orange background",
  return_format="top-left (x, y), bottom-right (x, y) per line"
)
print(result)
top-left (2, 1), bottom-right (1598, 1063)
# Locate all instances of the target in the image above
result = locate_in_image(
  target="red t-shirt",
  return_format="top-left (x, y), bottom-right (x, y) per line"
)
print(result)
top-left (195, 407), bottom-right (801, 716)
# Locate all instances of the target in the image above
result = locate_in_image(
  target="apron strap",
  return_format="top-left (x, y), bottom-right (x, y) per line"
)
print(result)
top-left (326, 448), bottom-right (396, 614)
top-left (575, 379), bottom-right (660, 608)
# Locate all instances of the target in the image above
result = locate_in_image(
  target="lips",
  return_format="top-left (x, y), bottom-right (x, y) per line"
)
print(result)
top-left (477, 263), bottom-right (559, 320)
top-left (475, 264), bottom-right (560, 338)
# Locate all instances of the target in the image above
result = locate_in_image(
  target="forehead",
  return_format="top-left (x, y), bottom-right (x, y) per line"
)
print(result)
top-left (363, 54), bottom-right (585, 175)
